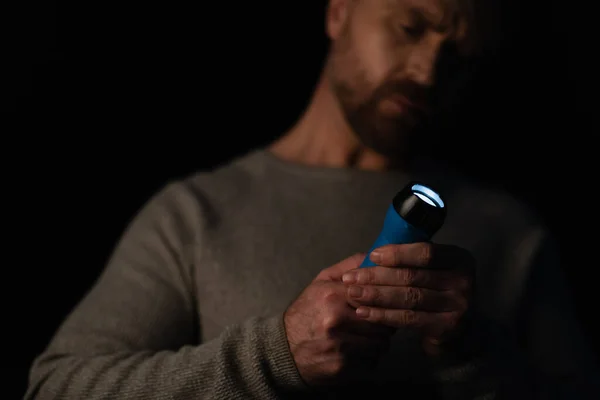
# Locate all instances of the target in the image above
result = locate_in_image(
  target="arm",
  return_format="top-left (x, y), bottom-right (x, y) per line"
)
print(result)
top-left (25, 182), bottom-right (307, 400)
top-left (504, 231), bottom-right (600, 398)
top-left (430, 230), bottom-right (600, 399)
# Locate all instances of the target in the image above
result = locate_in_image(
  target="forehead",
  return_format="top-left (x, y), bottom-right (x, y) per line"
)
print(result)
top-left (378, 0), bottom-right (469, 22)
top-left (367, 0), bottom-right (484, 53)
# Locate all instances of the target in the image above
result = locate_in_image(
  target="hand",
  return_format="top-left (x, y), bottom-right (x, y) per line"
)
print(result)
top-left (341, 242), bottom-right (475, 356)
top-left (284, 253), bottom-right (395, 388)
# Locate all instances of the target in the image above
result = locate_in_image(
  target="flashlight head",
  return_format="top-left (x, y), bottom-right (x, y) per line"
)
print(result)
top-left (392, 182), bottom-right (447, 237)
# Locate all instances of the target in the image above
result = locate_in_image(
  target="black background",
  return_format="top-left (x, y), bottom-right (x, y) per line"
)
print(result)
top-left (4, 1), bottom-right (595, 398)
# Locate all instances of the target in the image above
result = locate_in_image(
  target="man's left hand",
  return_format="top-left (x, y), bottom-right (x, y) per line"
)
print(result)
top-left (341, 242), bottom-right (476, 355)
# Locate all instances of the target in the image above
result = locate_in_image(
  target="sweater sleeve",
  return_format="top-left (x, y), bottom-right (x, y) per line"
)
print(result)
top-left (428, 229), bottom-right (600, 399)
top-left (503, 230), bottom-right (600, 398)
top-left (24, 182), bottom-right (308, 400)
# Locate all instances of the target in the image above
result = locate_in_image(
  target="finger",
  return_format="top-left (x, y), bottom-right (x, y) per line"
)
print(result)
top-left (422, 336), bottom-right (444, 357)
top-left (331, 303), bottom-right (396, 337)
top-left (354, 307), bottom-right (460, 331)
top-left (342, 266), bottom-right (470, 291)
top-left (424, 309), bottom-right (469, 340)
top-left (319, 284), bottom-right (395, 337)
top-left (318, 253), bottom-right (367, 281)
top-left (347, 285), bottom-right (466, 312)
top-left (370, 242), bottom-right (475, 271)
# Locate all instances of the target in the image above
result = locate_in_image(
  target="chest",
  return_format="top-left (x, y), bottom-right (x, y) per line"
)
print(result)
top-left (193, 190), bottom-right (527, 343)
top-left (193, 194), bottom-right (389, 340)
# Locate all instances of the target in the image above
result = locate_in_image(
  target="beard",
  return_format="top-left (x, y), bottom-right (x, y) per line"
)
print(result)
top-left (325, 24), bottom-right (436, 162)
top-left (332, 77), bottom-right (430, 160)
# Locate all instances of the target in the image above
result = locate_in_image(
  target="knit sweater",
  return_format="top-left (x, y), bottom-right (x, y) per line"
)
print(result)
top-left (25, 150), bottom-right (599, 399)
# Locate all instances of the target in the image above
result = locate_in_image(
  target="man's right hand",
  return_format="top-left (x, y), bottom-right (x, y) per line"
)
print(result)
top-left (283, 253), bottom-right (394, 388)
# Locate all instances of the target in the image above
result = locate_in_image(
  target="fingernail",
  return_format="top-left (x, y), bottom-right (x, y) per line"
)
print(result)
top-left (348, 286), bottom-right (363, 297)
top-left (342, 272), bottom-right (356, 284)
top-left (356, 307), bottom-right (370, 318)
top-left (370, 251), bottom-right (382, 263)
top-left (427, 337), bottom-right (443, 346)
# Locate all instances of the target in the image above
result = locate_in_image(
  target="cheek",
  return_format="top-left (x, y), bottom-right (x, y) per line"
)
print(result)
top-left (351, 28), bottom-right (396, 87)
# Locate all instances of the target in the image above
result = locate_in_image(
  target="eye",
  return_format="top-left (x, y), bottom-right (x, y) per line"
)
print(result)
top-left (401, 23), bottom-right (424, 37)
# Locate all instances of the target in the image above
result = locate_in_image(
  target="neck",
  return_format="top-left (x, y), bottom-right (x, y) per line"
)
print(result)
top-left (269, 75), bottom-right (404, 172)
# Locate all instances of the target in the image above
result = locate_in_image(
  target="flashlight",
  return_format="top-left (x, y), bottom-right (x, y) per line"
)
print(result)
top-left (359, 182), bottom-right (447, 268)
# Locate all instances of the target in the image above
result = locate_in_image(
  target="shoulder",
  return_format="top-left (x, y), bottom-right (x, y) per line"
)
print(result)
top-left (425, 160), bottom-right (548, 240)
top-left (427, 161), bottom-right (554, 276)
top-left (453, 183), bottom-right (544, 232)
top-left (133, 149), bottom-right (269, 242)
top-left (449, 182), bottom-right (552, 270)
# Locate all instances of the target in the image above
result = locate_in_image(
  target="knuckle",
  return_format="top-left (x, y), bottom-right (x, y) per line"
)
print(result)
top-left (402, 310), bottom-right (419, 326)
top-left (315, 268), bottom-right (330, 280)
top-left (328, 357), bottom-right (346, 376)
top-left (404, 268), bottom-right (418, 284)
top-left (405, 287), bottom-right (422, 309)
top-left (357, 268), bottom-right (374, 284)
top-left (392, 247), bottom-right (403, 266)
top-left (397, 268), bottom-right (417, 285)
top-left (418, 243), bottom-right (433, 266)
top-left (324, 339), bottom-right (343, 354)
top-left (322, 313), bottom-right (343, 332)
top-left (381, 308), bottom-right (394, 324)
top-left (321, 285), bottom-right (340, 303)
top-left (364, 286), bottom-right (380, 303)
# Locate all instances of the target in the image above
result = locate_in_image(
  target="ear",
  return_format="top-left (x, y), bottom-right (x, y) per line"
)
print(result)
top-left (326, 0), bottom-right (351, 40)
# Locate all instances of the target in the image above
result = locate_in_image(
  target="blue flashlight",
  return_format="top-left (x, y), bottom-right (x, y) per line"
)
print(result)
top-left (359, 182), bottom-right (447, 268)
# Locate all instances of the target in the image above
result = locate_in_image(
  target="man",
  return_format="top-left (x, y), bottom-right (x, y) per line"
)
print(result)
top-left (25, 0), bottom-right (598, 399)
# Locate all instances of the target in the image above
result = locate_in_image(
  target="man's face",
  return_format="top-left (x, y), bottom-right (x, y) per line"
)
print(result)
top-left (327, 0), bottom-right (475, 157)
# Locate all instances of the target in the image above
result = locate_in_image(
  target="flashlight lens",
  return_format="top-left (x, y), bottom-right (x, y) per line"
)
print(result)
top-left (411, 184), bottom-right (444, 208)
top-left (414, 192), bottom-right (436, 206)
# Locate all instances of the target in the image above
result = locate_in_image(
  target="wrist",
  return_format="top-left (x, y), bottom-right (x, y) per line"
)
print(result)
top-left (260, 315), bottom-right (312, 393)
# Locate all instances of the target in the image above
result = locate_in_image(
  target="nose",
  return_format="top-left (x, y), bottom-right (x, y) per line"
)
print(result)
top-left (405, 34), bottom-right (446, 87)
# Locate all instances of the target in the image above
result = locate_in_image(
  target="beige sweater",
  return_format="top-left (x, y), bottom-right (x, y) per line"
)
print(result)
top-left (25, 150), bottom-right (599, 399)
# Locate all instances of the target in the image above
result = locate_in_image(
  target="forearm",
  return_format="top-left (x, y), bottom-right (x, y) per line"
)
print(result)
top-left (488, 347), bottom-right (600, 400)
top-left (25, 315), bottom-right (309, 400)
top-left (429, 322), bottom-right (600, 400)
top-left (22, 182), bottom-right (309, 399)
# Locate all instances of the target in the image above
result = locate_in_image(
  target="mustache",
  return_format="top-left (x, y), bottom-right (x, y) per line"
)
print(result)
top-left (378, 81), bottom-right (430, 111)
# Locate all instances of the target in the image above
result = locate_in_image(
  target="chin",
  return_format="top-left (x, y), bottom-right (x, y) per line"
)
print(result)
top-left (347, 110), bottom-right (420, 157)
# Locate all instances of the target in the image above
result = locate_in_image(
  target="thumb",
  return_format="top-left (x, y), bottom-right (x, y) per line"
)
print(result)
top-left (317, 252), bottom-right (366, 281)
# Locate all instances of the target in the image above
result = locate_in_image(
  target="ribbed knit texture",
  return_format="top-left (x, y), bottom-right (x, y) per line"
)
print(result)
top-left (25, 150), bottom-right (599, 399)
